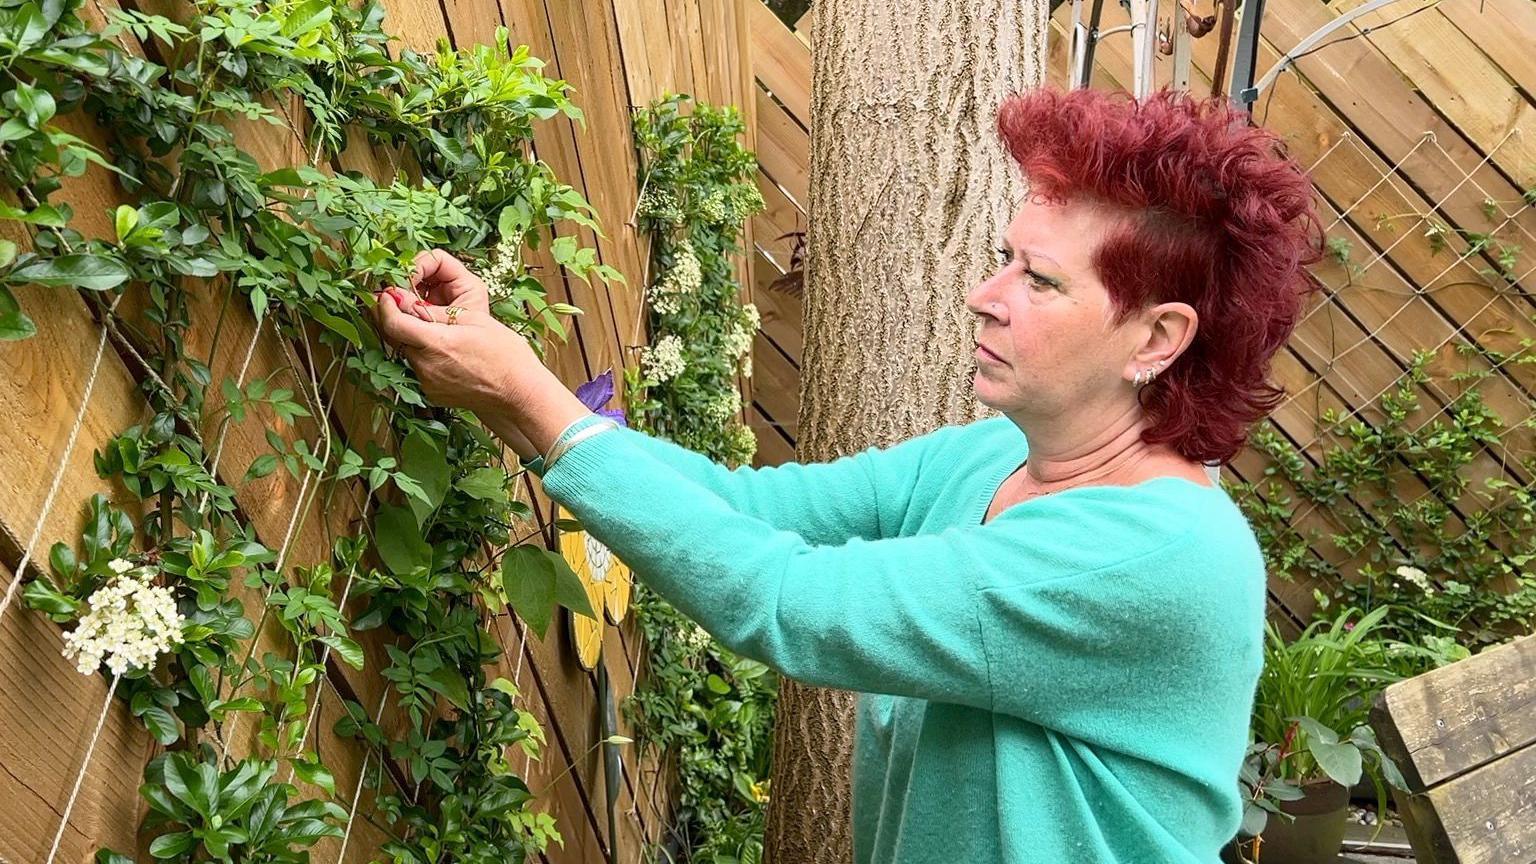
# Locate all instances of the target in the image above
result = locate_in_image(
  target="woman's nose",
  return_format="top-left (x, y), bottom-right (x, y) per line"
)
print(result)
top-left (965, 277), bottom-right (1002, 320)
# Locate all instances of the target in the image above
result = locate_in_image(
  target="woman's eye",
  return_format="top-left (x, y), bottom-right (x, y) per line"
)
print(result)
top-left (1027, 271), bottom-right (1055, 290)
top-left (996, 247), bottom-right (1012, 267)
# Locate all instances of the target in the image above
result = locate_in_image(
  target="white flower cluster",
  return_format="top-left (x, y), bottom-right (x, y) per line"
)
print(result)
top-left (642, 334), bottom-right (687, 382)
top-left (481, 237), bottom-right (522, 304)
top-left (648, 284), bottom-right (685, 316)
top-left (741, 353), bottom-right (753, 379)
top-left (647, 242), bottom-right (703, 316)
top-left (682, 623), bottom-right (712, 652)
top-left (637, 187), bottom-right (685, 226)
top-left (733, 184), bottom-right (765, 220)
top-left (698, 188), bottom-right (730, 223)
top-left (697, 184), bottom-right (765, 225)
top-left (61, 559), bottom-right (185, 677)
top-left (741, 302), bottom-right (761, 331)
top-left (665, 243), bottom-right (702, 293)
top-left (1394, 565), bottom-right (1435, 594)
top-left (721, 324), bottom-right (752, 360)
top-left (702, 388), bottom-right (742, 423)
top-left (724, 423), bottom-right (757, 463)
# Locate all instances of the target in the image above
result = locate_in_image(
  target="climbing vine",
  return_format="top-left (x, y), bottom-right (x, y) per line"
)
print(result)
top-left (621, 93), bottom-right (774, 864)
top-left (3, 0), bottom-right (619, 860)
top-left (626, 93), bottom-right (763, 467)
top-left (1236, 204), bottom-right (1536, 659)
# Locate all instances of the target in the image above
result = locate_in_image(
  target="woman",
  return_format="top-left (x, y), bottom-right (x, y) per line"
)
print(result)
top-left (372, 88), bottom-right (1319, 863)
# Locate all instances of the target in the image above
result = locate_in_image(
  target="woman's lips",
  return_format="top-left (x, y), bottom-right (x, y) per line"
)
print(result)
top-left (975, 343), bottom-right (1004, 364)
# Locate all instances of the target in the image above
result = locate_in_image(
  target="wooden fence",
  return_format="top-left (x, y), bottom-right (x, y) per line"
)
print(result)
top-left (743, 0), bottom-right (1536, 637)
top-left (0, 2), bottom-right (758, 863)
top-left (742, 4), bottom-right (810, 468)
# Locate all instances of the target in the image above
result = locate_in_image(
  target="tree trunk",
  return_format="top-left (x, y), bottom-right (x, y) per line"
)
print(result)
top-left (762, 3), bottom-right (1046, 863)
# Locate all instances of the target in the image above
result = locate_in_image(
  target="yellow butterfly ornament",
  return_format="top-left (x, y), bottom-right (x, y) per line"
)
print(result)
top-left (557, 505), bottom-right (634, 670)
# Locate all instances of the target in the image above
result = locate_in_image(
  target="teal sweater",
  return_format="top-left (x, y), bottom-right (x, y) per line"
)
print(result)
top-left (533, 415), bottom-right (1265, 863)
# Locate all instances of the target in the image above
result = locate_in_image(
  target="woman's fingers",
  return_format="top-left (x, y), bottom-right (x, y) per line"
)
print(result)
top-left (411, 300), bottom-right (486, 327)
top-left (409, 249), bottom-right (491, 313)
top-left (374, 290), bottom-right (436, 349)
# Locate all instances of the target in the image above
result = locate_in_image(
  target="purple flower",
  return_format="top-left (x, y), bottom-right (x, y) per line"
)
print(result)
top-left (575, 368), bottom-right (627, 427)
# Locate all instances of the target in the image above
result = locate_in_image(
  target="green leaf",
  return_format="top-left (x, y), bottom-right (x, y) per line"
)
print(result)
top-left (319, 634), bottom-right (365, 669)
top-left (243, 453), bottom-right (278, 481)
top-left (208, 696), bottom-right (263, 718)
top-left (140, 705), bottom-right (181, 745)
top-left (0, 239), bottom-right (16, 269)
top-left (0, 201), bottom-right (67, 226)
top-left (114, 205), bottom-right (139, 244)
top-left (188, 663), bottom-right (215, 704)
top-left (422, 664), bottom-right (470, 710)
top-left (502, 545), bottom-right (555, 639)
top-left (280, 0), bottom-right (332, 37)
top-left (1308, 738), bottom-right (1363, 787)
top-left (311, 308), bottom-right (361, 347)
top-left (10, 254), bottom-right (130, 291)
top-left (497, 201), bottom-right (533, 238)
top-left (1294, 716), bottom-right (1340, 747)
top-left (455, 466), bottom-right (507, 501)
top-left (21, 576), bottom-right (81, 620)
top-left (292, 755), bottom-right (337, 796)
top-left (550, 235), bottom-right (578, 267)
top-left (15, 4), bottom-right (48, 52)
top-left (148, 830), bottom-right (196, 859)
top-left (13, 81), bottom-right (56, 127)
top-left (546, 548), bottom-right (596, 620)
top-left (374, 504), bottom-right (430, 575)
top-left (706, 674), bottom-right (731, 695)
top-left (401, 429), bottom-right (450, 524)
top-left (1239, 801), bottom-right (1268, 838)
top-left (161, 753), bottom-right (209, 815)
top-left (96, 851), bottom-right (137, 864)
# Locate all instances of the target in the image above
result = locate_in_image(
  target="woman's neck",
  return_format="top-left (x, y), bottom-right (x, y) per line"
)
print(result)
top-left (1012, 402), bottom-right (1159, 492)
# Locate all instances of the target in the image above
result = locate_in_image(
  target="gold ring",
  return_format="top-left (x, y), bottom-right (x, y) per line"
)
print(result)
top-left (445, 305), bottom-right (465, 325)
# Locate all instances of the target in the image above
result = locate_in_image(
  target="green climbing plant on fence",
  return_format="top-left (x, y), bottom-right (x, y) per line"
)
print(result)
top-left (2, 0), bottom-right (619, 859)
top-left (622, 93), bottom-right (775, 864)
top-left (1234, 211), bottom-right (1536, 659)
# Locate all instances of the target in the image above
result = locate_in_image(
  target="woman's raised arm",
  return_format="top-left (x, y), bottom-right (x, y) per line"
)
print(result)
top-left (577, 425), bottom-right (946, 545)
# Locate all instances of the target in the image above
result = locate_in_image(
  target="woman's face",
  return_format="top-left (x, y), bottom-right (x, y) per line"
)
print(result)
top-left (965, 197), bottom-right (1147, 418)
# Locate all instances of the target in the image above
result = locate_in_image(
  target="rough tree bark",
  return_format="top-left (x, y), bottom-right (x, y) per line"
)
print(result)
top-left (762, 2), bottom-right (1047, 862)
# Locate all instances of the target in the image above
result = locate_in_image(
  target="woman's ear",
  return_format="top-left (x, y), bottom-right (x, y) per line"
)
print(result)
top-left (1133, 302), bottom-right (1199, 372)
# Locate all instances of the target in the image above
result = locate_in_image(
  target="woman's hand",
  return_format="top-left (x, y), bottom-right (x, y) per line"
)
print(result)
top-left (372, 250), bottom-right (589, 458)
top-left (374, 250), bottom-right (542, 415)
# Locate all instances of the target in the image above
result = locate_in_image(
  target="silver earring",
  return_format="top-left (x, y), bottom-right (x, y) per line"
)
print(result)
top-left (1132, 369), bottom-right (1146, 387)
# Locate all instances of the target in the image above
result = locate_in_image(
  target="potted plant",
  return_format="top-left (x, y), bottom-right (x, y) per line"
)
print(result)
top-left (1228, 606), bottom-right (1410, 864)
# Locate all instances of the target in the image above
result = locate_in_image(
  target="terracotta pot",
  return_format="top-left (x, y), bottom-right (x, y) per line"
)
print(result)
top-left (1252, 781), bottom-right (1351, 864)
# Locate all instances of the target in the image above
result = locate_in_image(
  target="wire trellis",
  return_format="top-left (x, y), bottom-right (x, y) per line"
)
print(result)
top-left (1227, 112), bottom-right (1536, 625)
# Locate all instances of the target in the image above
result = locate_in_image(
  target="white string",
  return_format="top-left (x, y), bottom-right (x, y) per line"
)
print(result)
top-left (1250, 122), bottom-right (1536, 537)
top-left (0, 294), bottom-right (125, 631)
top-left (286, 388), bottom-right (407, 781)
top-left (37, 311), bottom-right (275, 855)
top-left (1321, 131), bottom-right (1433, 233)
top-left (1321, 129), bottom-right (1517, 290)
top-left (1278, 125), bottom-right (1534, 420)
top-left (218, 465), bottom-right (318, 763)
top-left (334, 686), bottom-right (391, 864)
top-left (197, 314), bottom-right (266, 513)
top-left (221, 326), bottom-right (345, 763)
top-left (284, 555), bottom-right (361, 784)
top-left (43, 673), bottom-right (121, 864)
